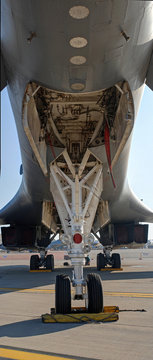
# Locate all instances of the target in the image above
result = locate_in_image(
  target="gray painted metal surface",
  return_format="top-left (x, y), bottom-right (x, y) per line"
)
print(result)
top-left (0, 0), bottom-right (153, 227)
top-left (0, 54), bottom-right (7, 91)
top-left (146, 51), bottom-right (153, 90)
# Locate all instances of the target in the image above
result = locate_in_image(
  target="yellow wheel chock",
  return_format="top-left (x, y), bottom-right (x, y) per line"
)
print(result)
top-left (100, 268), bottom-right (123, 271)
top-left (42, 306), bottom-right (119, 323)
top-left (29, 269), bottom-right (52, 272)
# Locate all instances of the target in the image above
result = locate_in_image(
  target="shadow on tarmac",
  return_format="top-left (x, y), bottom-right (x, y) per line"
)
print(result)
top-left (0, 265), bottom-right (153, 297)
top-left (0, 318), bottom-right (83, 337)
top-left (1, 265), bottom-right (153, 280)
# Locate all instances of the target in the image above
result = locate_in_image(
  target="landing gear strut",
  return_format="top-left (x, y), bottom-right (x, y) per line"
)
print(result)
top-left (49, 149), bottom-right (104, 313)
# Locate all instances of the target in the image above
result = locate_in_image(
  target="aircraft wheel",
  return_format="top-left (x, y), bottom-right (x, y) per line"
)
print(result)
top-left (87, 273), bottom-right (103, 313)
top-left (112, 253), bottom-right (121, 268)
top-left (97, 253), bottom-right (106, 270)
top-left (30, 255), bottom-right (39, 270)
top-left (46, 254), bottom-right (54, 270)
top-left (55, 274), bottom-right (71, 314)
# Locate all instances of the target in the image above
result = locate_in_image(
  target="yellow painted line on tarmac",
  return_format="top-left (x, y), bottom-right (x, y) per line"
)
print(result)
top-left (105, 291), bottom-right (153, 298)
top-left (100, 268), bottom-right (123, 271)
top-left (0, 348), bottom-right (74, 360)
top-left (0, 287), bottom-right (153, 298)
top-left (0, 287), bottom-right (54, 293)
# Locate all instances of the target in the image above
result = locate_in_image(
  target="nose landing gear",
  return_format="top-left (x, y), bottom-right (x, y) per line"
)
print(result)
top-left (49, 149), bottom-right (104, 313)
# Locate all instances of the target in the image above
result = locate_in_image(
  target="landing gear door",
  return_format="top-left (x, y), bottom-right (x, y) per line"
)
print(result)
top-left (23, 84), bottom-right (48, 176)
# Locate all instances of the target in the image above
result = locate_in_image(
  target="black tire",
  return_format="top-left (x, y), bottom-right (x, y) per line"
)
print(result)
top-left (30, 255), bottom-right (39, 270)
top-left (87, 273), bottom-right (103, 313)
top-left (55, 274), bottom-right (71, 314)
top-left (112, 253), bottom-right (121, 268)
top-left (46, 254), bottom-right (54, 270)
top-left (97, 253), bottom-right (106, 270)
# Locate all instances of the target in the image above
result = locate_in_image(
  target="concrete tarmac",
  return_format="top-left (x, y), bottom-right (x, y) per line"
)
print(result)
top-left (0, 249), bottom-right (153, 360)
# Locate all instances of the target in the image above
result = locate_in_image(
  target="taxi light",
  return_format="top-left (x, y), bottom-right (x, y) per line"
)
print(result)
top-left (73, 233), bottom-right (82, 244)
